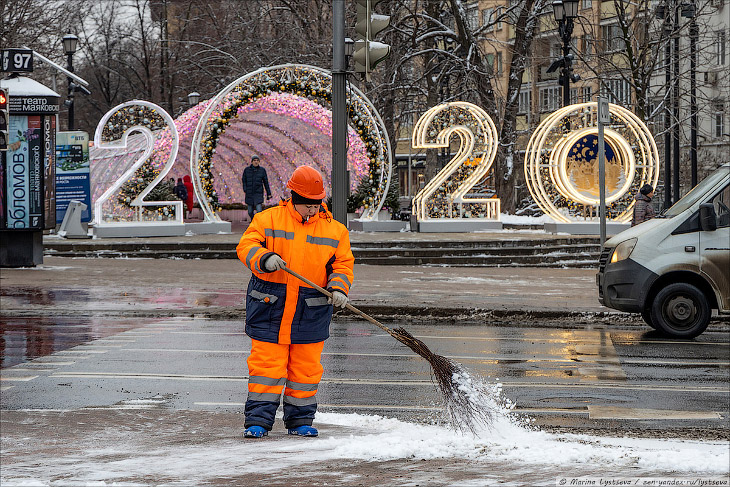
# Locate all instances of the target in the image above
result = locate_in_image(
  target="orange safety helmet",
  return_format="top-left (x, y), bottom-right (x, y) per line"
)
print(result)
top-left (286, 166), bottom-right (326, 200)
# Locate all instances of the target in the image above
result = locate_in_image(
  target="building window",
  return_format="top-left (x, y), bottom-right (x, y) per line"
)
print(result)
top-left (714, 101), bottom-right (725, 138)
top-left (602, 24), bottom-right (623, 52)
top-left (601, 79), bottom-right (632, 106)
top-left (550, 43), bottom-right (562, 59)
top-left (518, 90), bottom-right (531, 114)
top-left (483, 8), bottom-right (493, 31)
top-left (486, 52), bottom-right (503, 76)
top-left (582, 0), bottom-right (592, 8)
top-left (581, 86), bottom-right (593, 103)
top-left (581, 35), bottom-right (594, 60)
top-left (539, 86), bottom-right (561, 112)
top-left (466, 3), bottom-right (479, 31)
top-left (715, 30), bottom-right (727, 65)
top-left (482, 7), bottom-right (502, 32)
top-left (570, 88), bottom-right (578, 104)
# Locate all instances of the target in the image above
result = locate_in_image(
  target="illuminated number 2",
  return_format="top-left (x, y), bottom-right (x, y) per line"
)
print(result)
top-left (411, 102), bottom-right (500, 220)
top-left (92, 100), bottom-right (181, 226)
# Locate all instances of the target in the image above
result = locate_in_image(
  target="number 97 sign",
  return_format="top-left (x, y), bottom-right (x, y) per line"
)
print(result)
top-left (2, 49), bottom-right (34, 73)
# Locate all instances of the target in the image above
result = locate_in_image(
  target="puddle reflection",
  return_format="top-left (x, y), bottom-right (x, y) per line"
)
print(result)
top-left (1, 287), bottom-right (244, 311)
top-left (0, 316), bottom-right (147, 368)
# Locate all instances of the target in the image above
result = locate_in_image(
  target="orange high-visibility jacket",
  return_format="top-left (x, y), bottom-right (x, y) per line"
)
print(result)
top-left (237, 200), bottom-right (354, 345)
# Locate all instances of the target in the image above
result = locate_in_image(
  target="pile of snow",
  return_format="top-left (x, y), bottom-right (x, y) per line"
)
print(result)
top-left (2, 374), bottom-right (727, 484)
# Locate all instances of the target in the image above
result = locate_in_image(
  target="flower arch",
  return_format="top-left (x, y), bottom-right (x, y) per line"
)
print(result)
top-left (190, 64), bottom-right (393, 222)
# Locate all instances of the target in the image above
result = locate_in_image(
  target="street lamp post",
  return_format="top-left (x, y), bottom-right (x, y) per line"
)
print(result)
top-left (552, 0), bottom-right (579, 107)
top-left (62, 32), bottom-right (78, 131)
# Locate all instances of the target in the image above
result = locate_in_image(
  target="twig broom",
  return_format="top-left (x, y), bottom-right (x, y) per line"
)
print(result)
top-left (283, 266), bottom-right (493, 432)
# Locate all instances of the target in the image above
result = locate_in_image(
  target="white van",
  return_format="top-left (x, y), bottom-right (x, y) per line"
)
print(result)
top-left (597, 163), bottom-right (730, 338)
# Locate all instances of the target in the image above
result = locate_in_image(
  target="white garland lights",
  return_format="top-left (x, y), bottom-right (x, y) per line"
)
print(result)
top-left (411, 102), bottom-right (500, 221)
top-left (92, 100), bottom-right (182, 226)
top-left (524, 102), bottom-right (659, 223)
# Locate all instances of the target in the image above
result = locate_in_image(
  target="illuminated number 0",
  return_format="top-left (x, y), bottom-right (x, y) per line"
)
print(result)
top-left (411, 102), bottom-right (500, 220)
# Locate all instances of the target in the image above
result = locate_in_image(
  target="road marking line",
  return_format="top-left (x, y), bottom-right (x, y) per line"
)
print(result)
top-left (2, 368), bottom-right (55, 372)
top-left (612, 340), bottom-right (730, 346)
top-left (121, 348), bottom-right (251, 354)
top-left (31, 361), bottom-right (75, 366)
top-left (56, 350), bottom-right (107, 355)
top-left (91, 339), bottom-right (138, 343)
top-left (501, 382), bottom-right (727, 393)
top-left (0, 376), bottom-right (38, 381)
top-left (51, 372), bottom-right (249, 382)
top-left (622, 359), bottom-right (730, 366)
top-left (194, 402), bottom-right (246, 406)
top-left (322, 404), bottom-right (444, 411)
top-left (147, 323), bottom-right (191, 327)
top-left (0, 385), bottom-right (15, 391)
top-left (171, 332), bottom-right (246, 335)
top-left (381, 334), bottom-right (730, 347)
top-left (587, 406), bottom-right (723, 420)
top-left (110, 348), bottom-right (730, 367)
top-left (45, 372), bottom-right (727, 393)
top-left (190, 402), bottom-right (589, 415)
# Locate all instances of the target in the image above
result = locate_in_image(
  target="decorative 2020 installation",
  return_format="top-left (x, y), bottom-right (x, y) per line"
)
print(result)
top-left (90, 64), bottom-right (394, 234)
top-left (411, 102), bottom-right (500, 221)
top-left (524, 102), bottom-right (659, 223)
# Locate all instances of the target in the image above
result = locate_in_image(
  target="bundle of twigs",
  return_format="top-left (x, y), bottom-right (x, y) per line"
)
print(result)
top-left (283, 267), bottom-right (494, 432)
top-left (389, 326), bottom-right (494, 432)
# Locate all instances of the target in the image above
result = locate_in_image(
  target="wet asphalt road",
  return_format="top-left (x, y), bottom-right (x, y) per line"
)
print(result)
top-left (2, 316), bottom-right (728, 436)
top-left (2, 254), bottom-right (729, 485)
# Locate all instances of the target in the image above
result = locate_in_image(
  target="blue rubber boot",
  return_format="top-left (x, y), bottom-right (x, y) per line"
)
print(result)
top-left (287, 425), bottom-right (318, 437)
top-left (244, 425), bottom-right (268, 438)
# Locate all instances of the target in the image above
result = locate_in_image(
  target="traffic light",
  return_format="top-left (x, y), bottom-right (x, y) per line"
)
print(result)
top-left (353, 0), bottom-right (391, 81)
top-left (0, 88), bottom-right (8, 151)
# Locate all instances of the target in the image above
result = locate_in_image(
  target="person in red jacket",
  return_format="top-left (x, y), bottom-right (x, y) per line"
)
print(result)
top-left (236, 165), bottom-right (354, 438)
top-left (182, 175), bottom-right (194, 216)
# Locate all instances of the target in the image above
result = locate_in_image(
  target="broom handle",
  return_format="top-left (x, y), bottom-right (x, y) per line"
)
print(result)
top-left (282, 266), bottom-right (395, 336)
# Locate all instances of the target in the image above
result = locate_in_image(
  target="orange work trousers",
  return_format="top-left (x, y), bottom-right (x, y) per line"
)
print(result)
top-left (244, 338), bottom-right (324, 430)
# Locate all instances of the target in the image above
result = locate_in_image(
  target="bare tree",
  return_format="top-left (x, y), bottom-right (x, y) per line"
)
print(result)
top-left (362, 0), bottom-right (547, 212)
top-left (1, 0), bottom-right (78, 55)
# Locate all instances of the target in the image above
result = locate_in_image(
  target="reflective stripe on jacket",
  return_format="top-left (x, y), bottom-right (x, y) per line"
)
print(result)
top-left (237, 200), bottom-right (355, 344)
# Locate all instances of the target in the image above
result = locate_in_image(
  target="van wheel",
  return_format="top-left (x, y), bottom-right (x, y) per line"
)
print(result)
top-left (641, 309), bottom-right (657, 329)
top-left (650, 283), bottom-right (710, 338)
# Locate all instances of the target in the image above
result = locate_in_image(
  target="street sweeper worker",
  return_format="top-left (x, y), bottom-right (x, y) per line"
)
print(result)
top-left (236, 165), bottom-right (354, 438)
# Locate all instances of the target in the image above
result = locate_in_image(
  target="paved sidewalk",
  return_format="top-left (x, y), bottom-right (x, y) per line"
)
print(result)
top-left (43, 228), bottom-right (597, 246)
top-left (1, 256), bottom-right (606, 320)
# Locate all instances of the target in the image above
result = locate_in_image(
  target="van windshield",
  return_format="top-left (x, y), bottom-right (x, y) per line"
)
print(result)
top-left (663, 165), bottom-right (730, 217)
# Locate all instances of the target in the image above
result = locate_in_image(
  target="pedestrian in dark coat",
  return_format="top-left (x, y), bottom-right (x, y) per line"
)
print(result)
top-left (183, 175), bottom-right (194, 214)
top-left (242, 155), bottom-right (272, 219)
top-left (631, 184), bottom-right (656, 226)
top-left (174, 178), bottom-right (188, 202)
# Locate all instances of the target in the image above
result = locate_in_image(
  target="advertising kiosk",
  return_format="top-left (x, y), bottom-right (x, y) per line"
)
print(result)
top-left (0, 76), bottom-right (59, 267)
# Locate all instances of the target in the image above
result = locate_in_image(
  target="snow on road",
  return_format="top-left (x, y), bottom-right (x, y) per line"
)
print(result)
top-left (2, 409), bottom-right (727, 486)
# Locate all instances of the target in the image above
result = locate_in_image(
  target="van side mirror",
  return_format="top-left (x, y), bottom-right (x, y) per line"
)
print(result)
top-left (699, 203), bottom-right (717, 232)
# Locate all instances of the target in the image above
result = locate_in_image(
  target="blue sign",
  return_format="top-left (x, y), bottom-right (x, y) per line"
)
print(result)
top-left (55, 131), bottom-right (91, 223)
